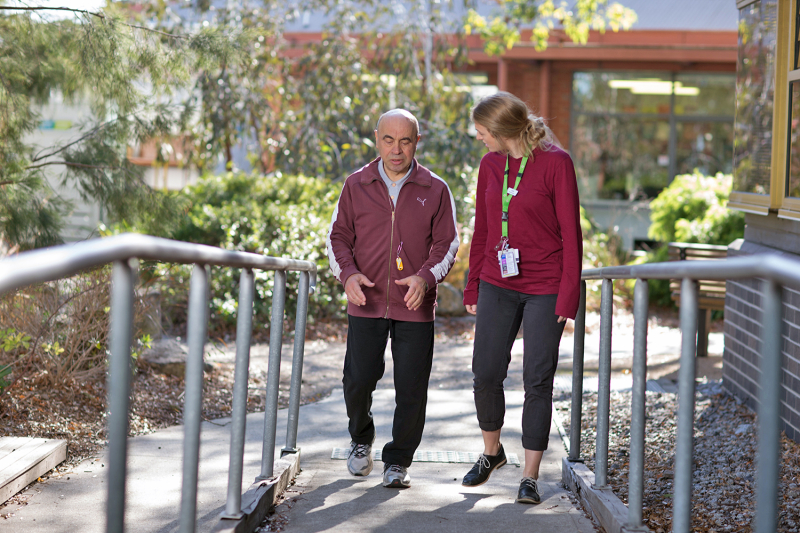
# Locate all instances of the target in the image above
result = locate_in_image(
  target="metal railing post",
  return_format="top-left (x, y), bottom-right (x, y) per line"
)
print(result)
top-left (259, 269), bottom-right (287, 480)
top-left (283, 270), bottom-right (310, 455)
top-left (569, 280), bottom-right (587, 461)
top-left (627, 278), bottom-right (649, 530)
top-left (106, 259), bottom-right (136, 533)
top-left (222, 269), bottom-right (255, 519)
top-left (179, 264), bottom-right (210, 533)
top-left (755, 279), bottom-right (783, 533)
top-left (595, 278), bottom-right (613, 488)
top-left (673, 277), bottom-right (698, 533)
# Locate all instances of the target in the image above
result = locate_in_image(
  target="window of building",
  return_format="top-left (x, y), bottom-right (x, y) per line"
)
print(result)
top-left (785, 1), bottom-right (800, 200)
top-left (787, 79), bottom-right (800, 197)
top-left (729, 0), bottom-right (788, 216)
top-left (571, 71), bottom-right (735, 202)
top-left (732, 0), bottom-right (779, 197)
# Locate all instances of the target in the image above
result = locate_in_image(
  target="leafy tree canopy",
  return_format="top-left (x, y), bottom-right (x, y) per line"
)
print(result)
top-left (465, 0), bottom-right (637, 56)
top-left (134, 0), bottom-right (482, 215)
top-left (2, 0), bottom-right (637, 253)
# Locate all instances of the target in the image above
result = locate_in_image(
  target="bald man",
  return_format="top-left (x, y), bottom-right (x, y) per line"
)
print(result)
top-left (326, 109), bottom-right (459, 488)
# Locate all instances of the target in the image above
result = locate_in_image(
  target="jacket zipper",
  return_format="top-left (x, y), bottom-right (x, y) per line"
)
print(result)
top-left (385, 209), bottom-right (395, 319)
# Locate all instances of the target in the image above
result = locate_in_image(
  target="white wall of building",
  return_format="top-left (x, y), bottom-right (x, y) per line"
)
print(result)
top-left (25, 97), bottom-right (103, 242)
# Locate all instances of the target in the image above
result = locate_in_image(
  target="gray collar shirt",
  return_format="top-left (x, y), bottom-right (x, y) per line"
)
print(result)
top-left (379, 160), bottom-right (414, 207)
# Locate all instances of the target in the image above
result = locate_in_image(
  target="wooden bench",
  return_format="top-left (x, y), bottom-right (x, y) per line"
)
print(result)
top-left (668, 242), bottom-right (728, 357)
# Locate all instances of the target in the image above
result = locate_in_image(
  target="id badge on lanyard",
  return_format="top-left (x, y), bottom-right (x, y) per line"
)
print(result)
top-left (498, 247), bottom-right (520, 278)
top-left (496, 154), bottom-right (527, 278)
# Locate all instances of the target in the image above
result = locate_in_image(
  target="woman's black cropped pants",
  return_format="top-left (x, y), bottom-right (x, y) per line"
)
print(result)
top-left (472, 280), bottom-right (566, 451)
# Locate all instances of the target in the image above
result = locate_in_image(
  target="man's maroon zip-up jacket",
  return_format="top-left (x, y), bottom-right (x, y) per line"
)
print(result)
top-left (326, 158), bottom-right (459, 322)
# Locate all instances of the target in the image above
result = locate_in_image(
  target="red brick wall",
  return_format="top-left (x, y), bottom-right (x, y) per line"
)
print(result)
top-left (503, 61), bottom-right (573, 151)
top-left (549, 66), bottom-right (573, 149)
top-left (507, 61), bottom-right (540, 114)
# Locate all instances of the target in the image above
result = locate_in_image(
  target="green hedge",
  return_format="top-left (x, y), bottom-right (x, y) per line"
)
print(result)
top-left (641, 172), bottom-right (744, 306)
top-left (143, 171), bottom-right (344, 335)
top-left (649, 172), bottom-right (744, 245)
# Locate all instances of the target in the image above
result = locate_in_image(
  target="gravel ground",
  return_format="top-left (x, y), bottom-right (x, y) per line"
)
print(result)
top-left (554, 382), bottom-right (800, 533)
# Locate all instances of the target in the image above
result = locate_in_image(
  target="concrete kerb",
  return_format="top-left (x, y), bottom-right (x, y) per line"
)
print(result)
top-left (553, 408), bottom-right (651, 533)
top-left (212, 452), bottom-right (300, 533)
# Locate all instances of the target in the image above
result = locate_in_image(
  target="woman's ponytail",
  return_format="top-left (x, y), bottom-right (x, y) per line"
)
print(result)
top-left (472, 92), bottom-right (554, 156)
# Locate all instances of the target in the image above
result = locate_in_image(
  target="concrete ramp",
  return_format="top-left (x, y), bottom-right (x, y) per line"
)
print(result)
top-left (281, 389), bottom-right (596, 533)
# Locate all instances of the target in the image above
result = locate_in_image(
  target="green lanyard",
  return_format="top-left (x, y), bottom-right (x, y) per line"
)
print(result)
top-left (501, 154), bottom-right (528, 242)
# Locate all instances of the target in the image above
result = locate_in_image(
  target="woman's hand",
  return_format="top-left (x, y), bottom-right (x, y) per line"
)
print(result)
top-left (557, 316), bottom-right (567, 323)
top-left (466, 304), bottom-right (477, 315)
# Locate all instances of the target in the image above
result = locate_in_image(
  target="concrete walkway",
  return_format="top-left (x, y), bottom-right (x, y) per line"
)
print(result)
top-left (278, 389), bottom-right (594, 533)
top-left (2, 388), bottom-right (595, 532)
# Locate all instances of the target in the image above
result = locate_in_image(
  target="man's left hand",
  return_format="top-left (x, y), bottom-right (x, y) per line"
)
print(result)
top-left (395, 275), bottom-right (428, 311)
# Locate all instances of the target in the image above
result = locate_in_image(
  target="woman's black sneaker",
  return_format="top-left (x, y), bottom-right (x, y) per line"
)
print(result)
top-left (516, 477), bottom-right (541, 504)
top-left (461, 444), bottom-right (507, 487)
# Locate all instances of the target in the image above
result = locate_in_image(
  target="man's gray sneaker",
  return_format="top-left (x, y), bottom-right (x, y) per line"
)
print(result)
top-left (347, 442), bottom-right (373, 476)
top-left (382, 464), bottom-right (411, 488)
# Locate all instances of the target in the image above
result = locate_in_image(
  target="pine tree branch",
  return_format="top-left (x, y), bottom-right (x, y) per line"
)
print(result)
top-left (32, 103), bottom-right (191, 163)
top-left (31, 119), bottom-right (120, 162)
top-left (0, 6), bottom-right (104, 19)
top-left (123, 23), bottom-right (191, 41)
top-left (0, 6), bottom-right (190, 40)
top-left (25, 161), bottom-right (126, 171)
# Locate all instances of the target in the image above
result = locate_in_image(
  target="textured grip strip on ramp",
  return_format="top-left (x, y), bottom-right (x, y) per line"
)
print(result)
top-left (331, 448), bottom-right (520, 466)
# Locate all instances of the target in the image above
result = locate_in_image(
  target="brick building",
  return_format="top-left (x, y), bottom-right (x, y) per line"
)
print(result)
top-left (452, 0), bottom-right (738, 249)
top-left (286, 1), bottom-right (739, 249)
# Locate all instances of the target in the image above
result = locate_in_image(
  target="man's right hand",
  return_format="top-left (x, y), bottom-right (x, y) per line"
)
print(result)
top-left (345, 273), bottom-right (375, 306)
top-left (465, 304), bottom-right (477, 315)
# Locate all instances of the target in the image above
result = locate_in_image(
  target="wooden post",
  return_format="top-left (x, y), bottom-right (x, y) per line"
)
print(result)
top-left (696, 308), bottom-right (711, 358)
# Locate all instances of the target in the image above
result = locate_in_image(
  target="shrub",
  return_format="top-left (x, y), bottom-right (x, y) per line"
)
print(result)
top-left (0, 268), bottom-right (151, 389)
top-left (649, 172), bottom-right (744, 245)
top-left (643, 172), bottom-right (744, 306)
top-left (145, 171), bottom-right (344, 336)
top-left (581, 207), bottom-right (632, 310)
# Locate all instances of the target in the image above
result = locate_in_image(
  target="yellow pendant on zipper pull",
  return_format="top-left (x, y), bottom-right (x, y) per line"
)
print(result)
top-left (396, 241), bottom-right (404, 271)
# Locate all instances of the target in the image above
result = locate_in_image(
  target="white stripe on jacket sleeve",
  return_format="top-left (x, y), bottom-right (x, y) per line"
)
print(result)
top-left (428, 172), bottom-right (460, 283)
top-left (325, 195), bottom-right (344, 282)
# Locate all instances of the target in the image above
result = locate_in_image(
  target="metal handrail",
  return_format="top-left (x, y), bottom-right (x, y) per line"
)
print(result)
top-left (0, 233), bottom-right (317, 533)
top-left (569, 253), bottom-right (799, 533)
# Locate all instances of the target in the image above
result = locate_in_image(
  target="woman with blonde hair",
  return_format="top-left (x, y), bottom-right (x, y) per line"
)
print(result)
top-left (460, 91), bottom-right (582, 504)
